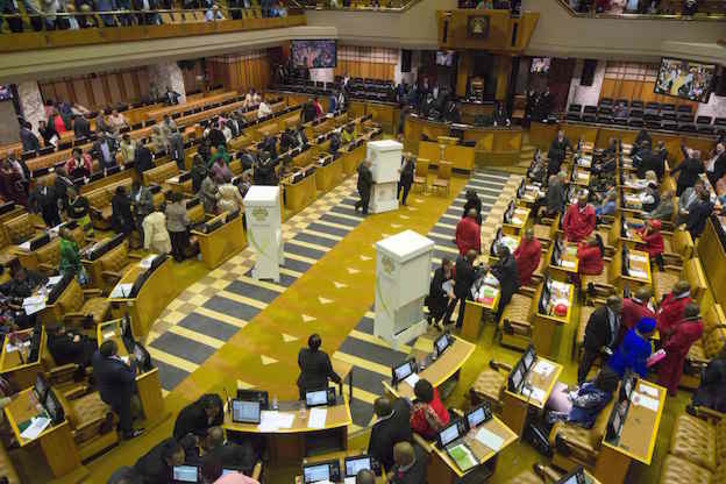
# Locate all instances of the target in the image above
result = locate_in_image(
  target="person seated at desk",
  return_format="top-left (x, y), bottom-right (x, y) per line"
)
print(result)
top-left (355, 469), bottom-right (376, 484)
top-left (368, 397), bottom-right (413, 473)
top-left (646, 190), bottom-right (675, 223)
top-left (578, 295), bottom-right (622, 385)
top-left (658, 303), bottom-right (704, 397)
top-left (684, 190), bottom-right (715, 239)
top-left (66, 148), bottom-right (92, 179)
top-left (620, 287), bottom-right (655, 336)
top-left (389, 441), bottom-right (427, 484)
top-left (427, 258), bottom-right (453, 329)
top-left (455, 209), bottom-right (481, 256)
top-left (608, 317), bottom-right (656, 378)
top-left (591, 151), bottom-right (616, 176)
top-left (341, 124), bottom-right (355, 145)
top-left (546, 366), bottom-right (620, 428)
top-left (640, 180), bottom-right (660, 214)
top-left (257, 100), bottom-right (272, 120)
top-left (514, 228), bottom-right (541, 287)
top-left (0, 265), bottom-right (45, 300)
top-left (689, 343), bottom-right (726, 413)
top-left (297, 333), bottom-right (342, 400)
top-left (657, 280), bottom-right (692, 340)
top-left (202, 457), bottom-right (260, 484)
top-left (47, 324), bottom-right (96, 370)
top-left (410, 379), bottom-right (450, 441)
top-left (577, 234), bottom-right (604, 276)
top-left (490, 245), bottom-right (520, 321)
top-left (92, 340), bottom-right (144, 440)
top-left (202, 426), bottom-right (258, 477)
top-left (134, 437), bottom-right (187, 484)
top-left (563, 194), bottom-right (596, 243)
top-left (173, 393), bottom-right (224, 441)
top-left (328, 131), bottom-right (342, 155)
top-left (547, 130), bottom-right (572, 177)
top-left (636, 219), bottom-right (664, 264)
top-left (677, 179), bottom-right (706, 225)
top-left (528, 149), bottom-right (547, 185)
top-left (594, 191), bottom-right (617, 218)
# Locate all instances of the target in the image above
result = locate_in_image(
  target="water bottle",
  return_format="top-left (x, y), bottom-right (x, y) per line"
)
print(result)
top-left (299, 400), bottom-right (306, 418)
top-left (272, 395), bottom-right (279, 411)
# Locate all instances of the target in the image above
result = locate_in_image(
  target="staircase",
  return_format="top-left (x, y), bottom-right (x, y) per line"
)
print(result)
top-left (492, 142), bottom-right (534, 176)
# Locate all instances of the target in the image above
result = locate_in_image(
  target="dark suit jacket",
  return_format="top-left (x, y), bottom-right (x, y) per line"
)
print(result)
top-left (91, 352), bottom-right (137, 407)
top-left (134, 439), bottom-right (173, 484)
top-left (297, 348), bottom-right (341, 394)
top-left (208, 128), bottom-right (226, 150)
top-left (672, 156), bottom-right (704, 188)
top-left (173, 395), bottom-right (223, 441)
top-left (203, 441), bottom-right (257, 474)
top-left (135, 145), bottom-right (154, 174)
top-left (686, 199), bottom-right (714, 238)
top-left (20, 128), bottom-right (40, 153)
top-left (111, 194), bottom-right (134, 234)
top-left (74, 117), bottom-right (92, 139)
top-left (583, 306), bottom-right (618, 352)
top-left (453, 256), bottom-right (477, 299)
top-left (368, 399), bottom-right (412, 472)
top-left (357, 163), bottom-right (373, 195)
top-left (390, 444), bottom-right (427, 484)
top-left (490, 254), bottom-right (520, 304)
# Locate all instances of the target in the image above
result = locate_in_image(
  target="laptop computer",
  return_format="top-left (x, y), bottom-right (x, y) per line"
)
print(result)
top-left (343, 455), bottom-right (374, 484)
top-left (171, 464), bottom-right (200, 483)
top-left (436, 420), bottom-right (479, 472)
top-left (231, 399), bottom-right (261, 424)
top-left (392, 359), bottom-right (416, 384)
top-left (302, 459), bottom-right (341, 483)
top-left (434, 333), bottom-right (452, 358)
top-left (556, 465), bottom-right (588, 484)
top-left (305, 387), bottom-right (335, 408)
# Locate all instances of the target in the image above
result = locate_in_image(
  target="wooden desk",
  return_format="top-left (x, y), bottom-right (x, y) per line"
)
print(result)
top-left (144, 91), bottom-right (238, 122)
top-left (315, 157), bottom-right (343, 193)
top-left (0, 327), bottom-right (46, 390)
top-left (502, 356), bottom-right (563, 435)
top-left (223, 397), bottom-right (352, 465)
top-left (546, 242), bottom-right (579, 282)
top-left (503, 207), bottom-right (530, 236)
top-left (595, 380), bottom-right (666, 484)
top-left (382, 337), bottom-right (475, 400)
top-left (418, 141), bottom-right (476, 172)
top-left (192, 213), bottom-right (247, 270)
top-left (462, 274), bottom-right (503, 341)
top-left (96, 320), bottom-right (168, 429)
top-left (4, 388), bottom-right (83, 478)
top-left (573, 167), bottom-right (591, 187)
top-left (532, 281), bottom-right (574, 359)
top-left (429, 416), bottom-right (518, 484)
top-left (341, 143), bottom-right (366, 176)
top-left (283, 174), bottom-right (317, 215)
top-left (108, 256), bottom-right (175, 339)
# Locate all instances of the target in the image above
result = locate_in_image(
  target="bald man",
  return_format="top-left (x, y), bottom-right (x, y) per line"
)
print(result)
top-left (202, 426), bottom-right (257, 476)
top-left (578, 295), bottom-right (622, 385)
top-left (356, 469), bottom-right (376, 484)
top-left (389, 442), bottom-right (427, 484)
top-left (562, 193), bottom-right (596, 242)
top-left (368, 397), bottom-right (412, 472)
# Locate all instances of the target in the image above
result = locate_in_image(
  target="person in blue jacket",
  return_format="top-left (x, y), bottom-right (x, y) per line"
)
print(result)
top-left (608, 317), bottom-right (656, 378)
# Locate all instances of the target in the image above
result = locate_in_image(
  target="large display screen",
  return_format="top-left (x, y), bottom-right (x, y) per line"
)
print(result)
top-left (436, 50), bottom-right (456, 67)
top-left (291, 40), bottom-right (337, 69)
top-left (654, 57), bottom-right (716, 103)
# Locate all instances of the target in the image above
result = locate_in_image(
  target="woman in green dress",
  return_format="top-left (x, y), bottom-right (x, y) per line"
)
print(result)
top-left (58, 227), bottom-right (88, 284)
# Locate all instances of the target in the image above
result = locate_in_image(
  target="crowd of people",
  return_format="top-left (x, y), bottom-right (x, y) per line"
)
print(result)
top-left (569, 0), bottom-right (704, 15)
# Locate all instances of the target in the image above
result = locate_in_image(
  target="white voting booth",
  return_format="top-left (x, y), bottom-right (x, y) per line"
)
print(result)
top-left (243, 186), bottom-right (284, 282)
top-left (367, 139), bottom-right (401, 214)
top-left (374, 230), bottom-right (434, 346)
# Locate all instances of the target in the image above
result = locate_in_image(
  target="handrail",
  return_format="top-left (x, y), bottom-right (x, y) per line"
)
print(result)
top-left (290, 0), bottom-right (423, 13)
top-left (553, 0), bottom-right (726, 21)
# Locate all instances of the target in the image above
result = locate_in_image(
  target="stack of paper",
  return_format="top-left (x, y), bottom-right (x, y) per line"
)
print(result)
top-left (521, 386), bottom-right (546, 403)
top-left (475, 427), bottom-right (504, 451)
top-left (46, 275), bottom-right (63, 286)
top-left (447, 443), bottom-right (477, 471)
top-left (110, 283), bottom-right (134, 299)
top-left (632, 393), bottom-right (659, 411)
top-left (637, 384), bottom-right (658, 398)
top-left (403, 373), bottom-right (420, 388)
top-left (533, 360), bottom-right (555, 377)
top-left (629, 269), bottom-right (648, 280)
top-left (561, 260), bottom-right (576, 269)
top-left (20, 416), bottom-right (51, 440)
top-left (139, 255), bottom-right (157, 269)
top-left (308, 408), bottom-right (327, 429)
top-left (22, 295), bottom-right (46, 316)
top-left (258, 411), bottom-right (295, 432)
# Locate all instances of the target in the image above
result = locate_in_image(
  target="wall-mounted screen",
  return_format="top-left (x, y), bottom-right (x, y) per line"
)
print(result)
top-left (0, 86), bottom-right (12, 101)
top-left (291, 40), bottom-right (337, 69)
top-left (530, 57), bottom-right (551, 74)
top-left (654, 57), bottom-right (716, 103)
top-left (436, 50), bottom-right (456, 67)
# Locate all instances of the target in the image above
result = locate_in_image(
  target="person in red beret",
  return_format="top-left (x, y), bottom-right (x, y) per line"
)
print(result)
top-left (513, 228), bottom-right (541, 286)
top-left (563, 193), bottom-right (596, 243)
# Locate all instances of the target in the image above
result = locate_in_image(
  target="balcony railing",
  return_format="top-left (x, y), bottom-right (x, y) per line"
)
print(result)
top-left (288, 0), bottom-right (418, 13)
top-left (555, 0), bottom-right (725, 20)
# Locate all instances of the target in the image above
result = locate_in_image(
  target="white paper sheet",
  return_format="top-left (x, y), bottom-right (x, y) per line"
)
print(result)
top-left (110, 283), bottom-right (134, 299)
top-left (102, 330), bottom-right (116, 341)
top-left (475, 427), bottom-right (504, 451)
top-left (273, 412), bottom-right (295, 429)
top-left (17, 241), bottom-right (31, 251)
top-left (630, 254), bottom-right (648, 263)
top-left (629, 269), bottom-right (648, 280)
top-left (258, 410), bottom-right (283, 431)
top-left (47, 275), bottom-right (63, 286)
top-left (632, 393), bottom-right (659, 411)
top-left (561, 260), bottom-right (576, 269)
top-left (139, 255), bottom-right (157, 269)
top-left (533, 360), bottom-right (555, 377)
top-left (521, 386), bottom-right (546, 403)
top-left (20, 416), bottom-right (51, 440)
top-left (308, 407), bottom-right (327, 429)
top-left (344, 477), bottom-right (356, 484)
top-left (22, 295), bottom-right (45, 307)
top-left (637, 383), bottom-right (658, 398)
top-left (6, 341), bottom-right (30, 353)
top-left (404, 373), bottom-right (420, 388)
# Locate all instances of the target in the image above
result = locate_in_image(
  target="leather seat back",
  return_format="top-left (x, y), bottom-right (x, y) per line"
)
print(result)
top-left (99, 243), bottom-right (129, 274)
top-left (5, 213), bottom-right (34, 244)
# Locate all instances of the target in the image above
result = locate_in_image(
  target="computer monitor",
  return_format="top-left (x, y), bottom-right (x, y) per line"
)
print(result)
top-left (465, 404), bottom-right (492, 431)
top-left (44, 390), bottom-right (65, 425)
top-left (344, 455), bottom-right (372, 478)
top-left (620, 370), bottom-right (636, 402)
top-left (302, 459), bottom-right (341, 483)
top-left (522, 345), bottom-right (536, 372)
top-left (236, 389), bottom-right (269, 410)
top-left (171, 464), bottom-right (200, 483)
top-left (231, 400), bottom-right (261, 424)
top-left (34, 373), bottom-right (49, 402)
top-left (556, 466), bottom-right (586, 484)
top-left (305, 388), bottom-right (334, 408)
top-left (507, 363), bottom-right (525, 393)
top-left (392, 360), bottom-right (416, 383)
top-left (437, 420), bottom-right (463, 449)
top-left (434, 333), bottom-right (452, 357)
top-left (133, 343), bottom-right (151, 371)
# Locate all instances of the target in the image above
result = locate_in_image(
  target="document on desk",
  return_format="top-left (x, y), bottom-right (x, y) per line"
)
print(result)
top-left (521, 386), bottom-right (546, 403)
top-left (560, 260), bottom-right (576, 269)
top-left (47, 275), bottom-right (63, 286)
top-left (139, 255), bottom-right (157, 269)
top-left (21, 295), bottom-right (46, 316)
top-left (6, 341), bottom-right (30, 353)
top-left (532, 360), bottom-right (555, 377)
top-left (628, 269), bottom-right (648, 280)
top-left (110, 283), bottom-right (134, 299)
top-left (475, 427), bottom-right (504, 451)
top-left (631, 393), bottom-right (659, 411)
top-left (404, 373), bottom-right (420, 388)
top-left (20, 416), bottom-right (51, 440)
top-left (447, 443), bottom-right (477, 471)
top-left (637, 384), bottom-right (659, 398)
top-left (308, 408), bottom-right (327, 429)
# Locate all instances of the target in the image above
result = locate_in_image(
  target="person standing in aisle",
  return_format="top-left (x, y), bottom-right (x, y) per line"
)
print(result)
top-left (355, 159), bottom-right (373, 215)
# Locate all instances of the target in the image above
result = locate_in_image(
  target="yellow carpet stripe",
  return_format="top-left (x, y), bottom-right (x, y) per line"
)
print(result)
top-left (168, 326), bottom-right (225, 349)
top-left (280, 267), bottom-right (303, 278)
top-left (314, 219), bottom-right (355, 232)
top-left (238, 275), bottom-right (285, 293)
top-left (434, 222), bottom-right (457, 230)
top-left (194, 307), bottom-right (249, 328)
top-left (217, 290), bottom-right (268, 310)
top-left (326, 211), bottom-right (363, 222)
top-left (332, 351), bottom-right (391, 377)
top-left (303, 229), bottom-right (343, 242)
top-left (344, 384), bottom-right (379, 405)
top-left (283, 252), bottom-right (318, 265)
top-left (287, 239), bottom-right (331, 252)
top-left (436, 245), bottom-right (459, 255)
top-left (349, 330), bottom-right (413, 354)
top-left (147, 347), bottom-right (198, 373)
top-left (365, 311), bottom-right (375, 319)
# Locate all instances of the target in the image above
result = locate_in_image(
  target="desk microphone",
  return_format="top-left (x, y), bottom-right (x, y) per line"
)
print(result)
top-left (223, 388), bottom-right (232, 415)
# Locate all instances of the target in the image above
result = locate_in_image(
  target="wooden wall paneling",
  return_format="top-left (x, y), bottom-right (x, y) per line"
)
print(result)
top-left (114, 73), bottom-right (128, 103)
top-left (136, 69), bottom-right (149, 100)
top-left (122, 71), bottom-right (138, 101)
top-left (90, 77), bottom-right (105, 108)
top-left (106, 74), bottom-right (122, 107)
top-left (72, 79), bottom-right (90, 110)
top-left (100, 75), bottom-right (113, 108)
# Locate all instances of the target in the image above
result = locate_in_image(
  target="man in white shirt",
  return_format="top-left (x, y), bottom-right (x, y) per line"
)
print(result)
top-left (257, 100), bottom-right (272, 119)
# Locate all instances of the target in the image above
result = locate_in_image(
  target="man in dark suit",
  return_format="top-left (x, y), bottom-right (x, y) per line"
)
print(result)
top-left (92, 132), bottom-right (118, 169)
top-left (490, 245), bottom-right (520, 322)
top-left (202, 426), bottom-right (258, 475)
top-left (173, 393), bottom-right (223, 441)
top-left (53, 167), bottom-right (74, 211)
top-left (73, 114), bottom-right (92, 140)
top-left (162, 85), bottom-right (180, 105)
top-left (354, 159), bottom-right (373, 215)
top-left (389, 442), bottom-right (427, 484)
top-left (134, 140), bottom-right (154, 175)
top-left (547, 129), bottom-right (573, 176)
top-left (91, 340), bottom-right (144, 439)
top-left (279, 127), bottom-right (297, 153)
top-left (297, 333), bottom-right (341, 400)
top-left (368, 397), bottom-right (412, 473)
top-left (446, 249), bottom-right (480, 329)
top-left (134, 437), bottom-right (185, 484)
top-left (578, 295), bottom-right (622, 385)
top-left (47, 324), bottom-right (96, 370)
top-left (20, 121), bottom-right (40, 153)
top-left (28, 182), bottom-right (61, 227)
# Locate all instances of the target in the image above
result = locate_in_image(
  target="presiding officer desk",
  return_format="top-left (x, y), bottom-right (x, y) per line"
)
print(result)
top-left (223, 359), bottom-right (353, 467)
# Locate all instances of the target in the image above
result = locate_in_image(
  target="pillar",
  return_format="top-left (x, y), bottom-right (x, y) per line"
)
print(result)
top-left (148, 62), bottom-right (186, 104)
top-left (495, 55), bottom-right (513, 102)
top-left (16, 81), bottom-right (45, 135)
top-left (456, 51), bottom-right (472, 98)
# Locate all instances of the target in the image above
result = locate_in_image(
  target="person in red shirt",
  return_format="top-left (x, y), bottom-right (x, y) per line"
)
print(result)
top-left (409, 379), bottom-right (449, 441)
top-left (637, 219), bottom-right (664, 260)
top-left (657, 281), bottom-right (692, 341)
top-left (621, 287), bottom-right (655, 332)
top-left (514, 228), bottom-right (541, 286)
top-left (577, 235), bottom-right (604, 275)
top-left (455, 209), bottom-right (481, 256)
top-left (312, 97), bottom-right (324, 118)
top-left (66, 148), bottom-right (93, 179)
top-left (563, 194), bottom-right (597, 243)
top-left (658, 304), bottom-right (704, 396)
